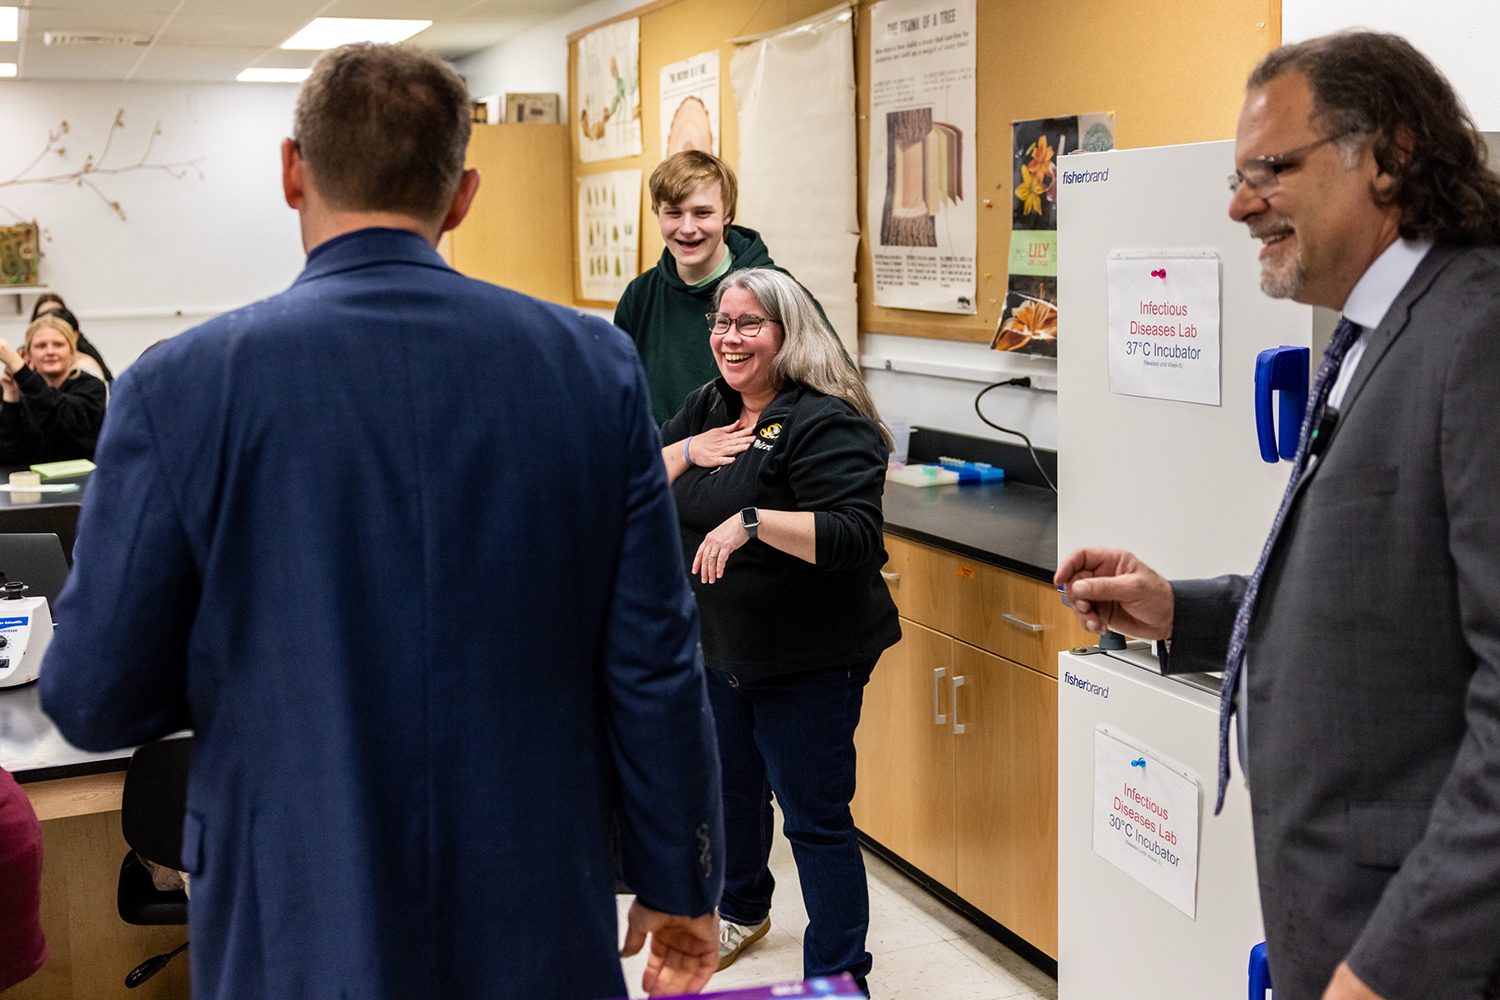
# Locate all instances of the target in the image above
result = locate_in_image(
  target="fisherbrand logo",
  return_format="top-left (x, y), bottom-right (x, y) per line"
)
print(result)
top-left (1061, 167), bottom-right (1110, 185)
top-left (1064, 671), bottom-right (1109, 698)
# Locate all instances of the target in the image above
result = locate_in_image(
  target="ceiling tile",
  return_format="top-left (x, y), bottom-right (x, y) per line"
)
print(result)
top-left (151, 12), bottom-right (310, 48)
top-left (8, 0), bottom-right (599, 81)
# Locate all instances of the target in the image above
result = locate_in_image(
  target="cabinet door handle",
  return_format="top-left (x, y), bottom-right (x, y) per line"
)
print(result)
top-left (931, 667), bottom-right (947, 725)
top-left (880, 570), bottom-right (900, 582)
top-left (1002, 613), bottom-right (1045, 633)
top-left (951, 675), bottom-right (967, 734)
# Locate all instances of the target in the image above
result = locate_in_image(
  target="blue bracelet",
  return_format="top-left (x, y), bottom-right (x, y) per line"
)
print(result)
top-left (683, 436), bottom-right (694, 466)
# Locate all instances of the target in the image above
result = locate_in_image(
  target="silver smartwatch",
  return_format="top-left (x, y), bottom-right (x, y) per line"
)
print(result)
top-left (740, 507), bottom-right (760, 541)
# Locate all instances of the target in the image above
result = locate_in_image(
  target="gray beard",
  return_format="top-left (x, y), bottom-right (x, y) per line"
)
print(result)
top-left (1259, 254), bottom-right (1304, 299)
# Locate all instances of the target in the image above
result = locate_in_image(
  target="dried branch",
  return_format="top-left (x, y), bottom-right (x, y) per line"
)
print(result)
top-left (9, 121), bottom-right (70, 182)
top-left (0, 107), bottom-right (204, 227)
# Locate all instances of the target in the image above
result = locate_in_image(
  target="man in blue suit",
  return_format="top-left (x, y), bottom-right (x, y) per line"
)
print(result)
top-left (41, 43), bottom-right (723, 999)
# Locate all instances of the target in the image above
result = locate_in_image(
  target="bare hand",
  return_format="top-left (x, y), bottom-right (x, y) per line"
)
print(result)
top-left (0, 368), bottom-right (17, 404)
top-left (691, 513), bottom-right (750, 584)
top-left (1054, 547), bottom-right (1174, 639)
top-left (1322, 962), bottom-right (1384, 1000)
top-left (688, 420), bottom-right (754, 468)
top-left (0, 341), bottom-right (24, 376)
top-left (619, 901), bottom-right (718, 997)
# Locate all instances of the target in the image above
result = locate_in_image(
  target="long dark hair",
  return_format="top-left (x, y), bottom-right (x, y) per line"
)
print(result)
top-left (30, 292), bottom-right (66, 320)
top-left (1250, 32), bottom-right (1500, 245)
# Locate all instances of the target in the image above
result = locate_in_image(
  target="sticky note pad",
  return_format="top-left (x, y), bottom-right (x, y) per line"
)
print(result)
top-left (30, 459), bottom-right (96, 479)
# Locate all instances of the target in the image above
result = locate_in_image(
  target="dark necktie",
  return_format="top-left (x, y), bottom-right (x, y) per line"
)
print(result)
top-left (1215, 316), bottom-right (1364, 813)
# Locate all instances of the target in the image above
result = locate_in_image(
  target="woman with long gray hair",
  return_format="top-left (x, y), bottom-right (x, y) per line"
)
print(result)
top-left (659, 267), bottom-right (899, 993)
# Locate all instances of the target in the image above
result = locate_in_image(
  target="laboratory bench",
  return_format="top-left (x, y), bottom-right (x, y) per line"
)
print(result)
top-left (0, 479), bottom-right (190, 1000)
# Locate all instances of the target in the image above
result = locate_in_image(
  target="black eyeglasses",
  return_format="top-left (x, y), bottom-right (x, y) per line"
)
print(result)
top-left (706, 312), bottom-right (776, 337)
top-left (1227, 131), bottom-right (1359, 196)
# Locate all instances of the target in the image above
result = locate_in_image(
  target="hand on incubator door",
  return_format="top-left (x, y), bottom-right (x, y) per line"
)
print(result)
top-left (1055, 547), bottom-right (1174, 639)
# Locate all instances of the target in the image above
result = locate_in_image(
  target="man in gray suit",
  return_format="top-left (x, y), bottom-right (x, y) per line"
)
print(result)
top-left (1057, 33), bottom-right (1500, 1000)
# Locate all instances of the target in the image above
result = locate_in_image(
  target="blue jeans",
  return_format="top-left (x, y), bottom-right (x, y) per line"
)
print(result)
top-left (706, 659), bottom-right (876, 986)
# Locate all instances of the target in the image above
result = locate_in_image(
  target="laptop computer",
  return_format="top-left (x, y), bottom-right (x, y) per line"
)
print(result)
top-left (0, 533), bottom-right (71, 621)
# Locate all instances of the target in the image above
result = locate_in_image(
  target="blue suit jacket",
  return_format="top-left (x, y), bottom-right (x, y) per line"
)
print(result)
top-left (40, 229), bottom-right (723, 999)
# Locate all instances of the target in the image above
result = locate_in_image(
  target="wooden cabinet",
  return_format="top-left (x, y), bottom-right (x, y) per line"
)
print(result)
top-left (881, 535), bottom-right (1089, 678)
top-left (854, 621), bottom-right (956, 886)
top-left (952, 643), bottom-right (1058, 954)
top-left (855, 534), bottom-right (1088, 958)
top-left (12, 774), bottom-right (189, 1000)
top-left (444, 124), bottom-right (573, 305)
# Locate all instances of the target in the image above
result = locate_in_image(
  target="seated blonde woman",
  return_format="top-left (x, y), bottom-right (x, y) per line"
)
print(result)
top-left (30, 296), bottom-right (114, 383)
top-left (0, 314), bottom-right (108, 465)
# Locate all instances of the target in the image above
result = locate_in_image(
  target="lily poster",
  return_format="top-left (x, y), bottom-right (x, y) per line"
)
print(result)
top-left (994, 112), bottom-right (1114, 356)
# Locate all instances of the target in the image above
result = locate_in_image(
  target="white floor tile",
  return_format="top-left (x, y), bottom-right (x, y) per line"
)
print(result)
top-left (616, 807), bottom-right (1057, 999)
top-left (867, 939), bottom-right (1034, 1000)
top-left (949, 933), bottom-right (1058, 996)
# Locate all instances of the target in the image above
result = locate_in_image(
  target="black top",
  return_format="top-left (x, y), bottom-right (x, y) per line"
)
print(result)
top-left (75, 333), bottom-right (114, 383)
top-left (663, 379), bottom-right (901, 677)
top-left (0, 367), bottom-right (107, 465)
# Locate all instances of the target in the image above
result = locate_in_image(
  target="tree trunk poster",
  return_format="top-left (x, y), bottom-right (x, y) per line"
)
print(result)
top-left (867, 0), bottom-right (976, 314)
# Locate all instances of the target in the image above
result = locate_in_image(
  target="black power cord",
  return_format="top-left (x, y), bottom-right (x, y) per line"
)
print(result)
top-left (973, 377), bottom-right (1057, 494)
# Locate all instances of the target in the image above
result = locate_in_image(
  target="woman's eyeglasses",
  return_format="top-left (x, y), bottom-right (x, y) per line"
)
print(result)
top-left (706, 312), bottom-right (776, 336)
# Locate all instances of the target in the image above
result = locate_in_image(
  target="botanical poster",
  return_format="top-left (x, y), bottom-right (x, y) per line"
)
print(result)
top-left (576, 19), bottom-right (642, 163)
top-left (660, 51), bottom-right (720, 158)
top-left (577, 169), bottom-right (641, 302)
top-left (866, 0), bottom-right (977, 313)
top-left (994, 113), bottom-right (1114, 356)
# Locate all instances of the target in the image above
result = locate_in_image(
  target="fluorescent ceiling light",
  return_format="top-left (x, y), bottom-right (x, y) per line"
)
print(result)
top-left (0, 7), bottom-right (18, 43)
top-left (281, 17), bottom-right (431, 50)
top-left (237, 67), bottom-right (311, 83)
top-left (0, 63), bottom-right (15, 79)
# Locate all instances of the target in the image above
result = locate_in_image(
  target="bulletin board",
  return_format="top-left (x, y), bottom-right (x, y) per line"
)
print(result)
top-left (569, 0), bottom-right (1281, 339)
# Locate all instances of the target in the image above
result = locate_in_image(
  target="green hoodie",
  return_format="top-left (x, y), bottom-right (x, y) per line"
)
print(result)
top-left (614, 225), bottom-right (788, 426)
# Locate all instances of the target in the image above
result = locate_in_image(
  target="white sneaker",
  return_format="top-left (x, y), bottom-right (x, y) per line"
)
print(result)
top-left (717, 916), bottom-right (771, 971)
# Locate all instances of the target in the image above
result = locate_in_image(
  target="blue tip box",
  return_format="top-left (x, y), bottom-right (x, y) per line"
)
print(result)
top-left (936, 457), bottom-right (1006, 484)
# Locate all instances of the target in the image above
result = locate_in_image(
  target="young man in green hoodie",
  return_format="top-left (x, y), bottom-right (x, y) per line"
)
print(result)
top-left (614, 151), bottom-right (811, 425)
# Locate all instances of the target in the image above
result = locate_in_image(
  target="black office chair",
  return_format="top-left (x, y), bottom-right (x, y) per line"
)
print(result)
top-left (117, 736), bottom-right (192, 988)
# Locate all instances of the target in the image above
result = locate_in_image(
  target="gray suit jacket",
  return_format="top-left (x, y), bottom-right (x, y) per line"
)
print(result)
top-left (1168, 244), bottom-right (1500, 1000)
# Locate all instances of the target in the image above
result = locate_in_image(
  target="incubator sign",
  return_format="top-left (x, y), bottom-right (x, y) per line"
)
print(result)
top-left (1106, 251), bottom-right (1221, 405)
top-left (1092, 727), bottom-right (1201, 917)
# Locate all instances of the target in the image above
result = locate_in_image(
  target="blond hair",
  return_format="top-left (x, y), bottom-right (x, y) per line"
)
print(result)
top-left (23, 314), bottom-right (81, 381)
top-left (649, 150), bottom-right (738, 221)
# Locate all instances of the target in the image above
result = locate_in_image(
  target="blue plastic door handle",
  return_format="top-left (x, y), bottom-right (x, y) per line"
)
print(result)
top-left (1253, 346), bottom-right (1310, 463)
top-left (1248, 940), bottom-right (1274, 998)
